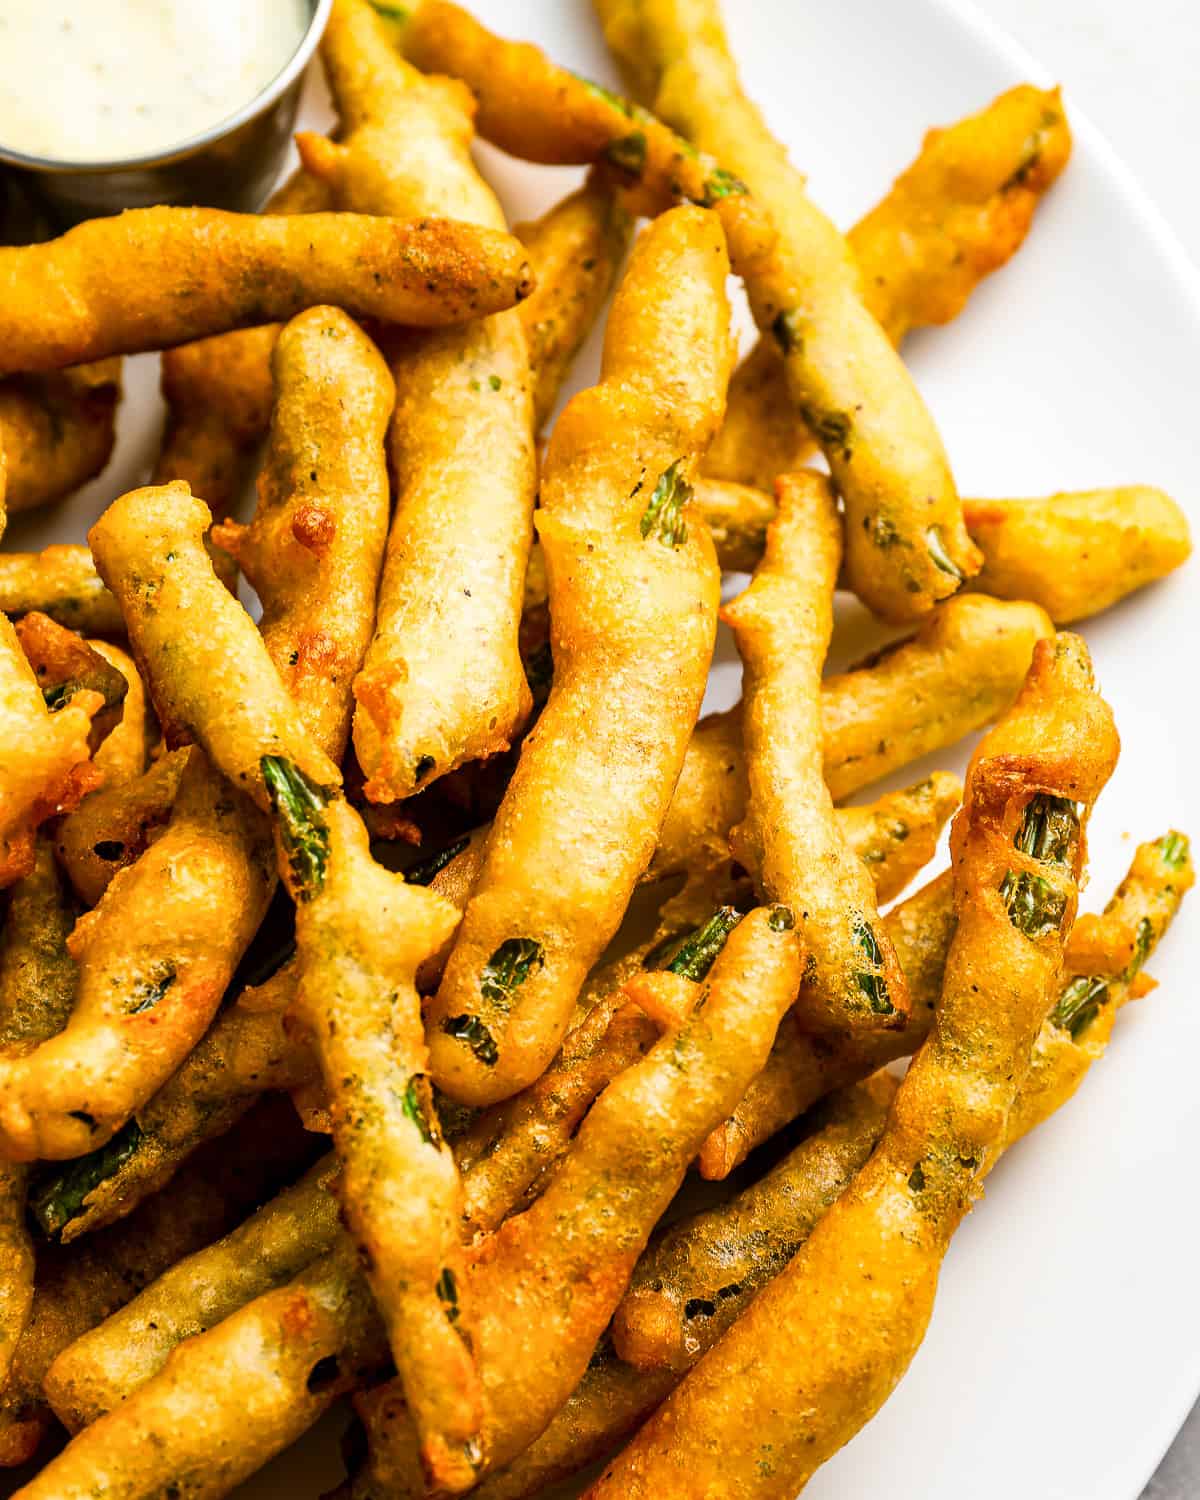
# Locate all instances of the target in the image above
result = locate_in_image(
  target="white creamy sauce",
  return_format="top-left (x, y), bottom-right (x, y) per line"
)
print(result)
top-left (0, 0), bottom-right (311, 162)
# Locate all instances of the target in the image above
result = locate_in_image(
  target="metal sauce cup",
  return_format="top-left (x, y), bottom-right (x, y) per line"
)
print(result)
top-left (0, 0), bottom-right (332, 230)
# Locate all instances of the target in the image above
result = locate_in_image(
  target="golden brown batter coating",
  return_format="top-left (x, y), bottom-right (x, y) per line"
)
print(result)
top-left (426, 205), bottom-right (731, 1107)
top-left (0, 362), bottom-right (121, 515)
top-left (0, 206), bottom-right (533, 376)
top-left (213, 306), bottom-right (393, 762)
top-left (0, 205), bottom-right (531, 378)
top-left (0, 842), bottom-right (77, 1387)
top-left (0, 748), bottom-right (273, 1161)
top-left (89, 483), bottom-right (341, 799)
top-left (584, 634), bottom-right (1118, 1497)
top-left (350, 904), bottom-right (803, 1493)
top-left (594, 0), bottom-right (979, 620)
top-left (0, 546), bottom-right (124, 636)
top-left (301, 0), bottom-right (538, 804)
top-left (0, 614), bottom-right (100, 890)
top-left (724, 471), bottom-right (909, 1029)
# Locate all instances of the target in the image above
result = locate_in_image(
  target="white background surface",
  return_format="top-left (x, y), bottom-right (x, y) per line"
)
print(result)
top-left (4, 3), bottom-right (1198, 1498)
top-left (875, 7), bottom-right (1200, 1490)
top-left (964, 11), bottom-right (1200, 1488)
top-left (980, 0), bottom-right (1200, 258)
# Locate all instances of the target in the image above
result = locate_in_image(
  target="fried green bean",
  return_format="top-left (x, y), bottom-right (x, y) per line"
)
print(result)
top-left (0, 362), bottom-right (121, 514)
top-left (54, 751), bottom-right (184, 910)
top-left (724, 470), bottom-right (909, 1029)
top-left (0, 747), bottom-right (273, 1160)
top-left (351, 314), bottom-right (537, 800)
top-left (297, 0), bottom-right (538, 803)
top-left (87, 642), bottom-right (149, 782)
top-left (45, 1153), bottom-right (344, 1431)
top-left (703, 823), bottom-right (1193, 1179)
top-left (0, 545), bottom-right (124, 636)
top-left (1011, 830), bottom-right (1194, 1139)
top-left (95, 472), bottom-right (485, 1475)
top-left (706, 85), bottom-right (1072, 490)
top-left (349, 905), bottom-right (802, 1494)
top-left (98, 472), bottom-right (478, 1472)
top-left (155, 323), bottom-right (284, 517)
top-left (514, 171), bottom-right (633, 429)
top-left (698, 871), bottom-right (955, 1180)
top-left (691, 480), bottom-right (1192, 623)
top-left (12, 1240), bottom-right (388, 1500)
top-left (594, 0), bottom-right (979, 621)
top-left (212, 305), bottom-right (394, 761)
top-left (0, 1094), bottom-right (314, 1467)
top-left (834, 773), bottom-right (961, 903)
top-left (584, 634), bottom-right (1119, 1497)
top-left (0, 613), bottom-right (100, 889)
top-left (396, 0), bottom-right (772, 234)
top-left (51, 640), bottom-right (160, 909)
top-left (89, 482), bottom-right (341, 796)
top-left (273, 780), bottom-right (483, 1492)
top-left (822, 593), bottom-right (1053, 799)
top-left (963, 487), bottom-right (1192, 621)
top-left (13, 612), bottom-right (128, 752)
top-left (151, 171), bottom-right (330, 513)
top-left (0, 841), bottom-right (77, 1384)
top-left (0, 206), bottom-right (534, 376)
top-left (480, 907), bottom-right (1167, 1500)
top-left (28, 964), bottom-right (313, 1243)
top-left (427, 204), bottom-right (731, 1107)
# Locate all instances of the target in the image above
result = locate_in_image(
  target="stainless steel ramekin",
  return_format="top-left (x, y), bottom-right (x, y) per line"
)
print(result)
top-left (0, 0), bottom-right (332, 230)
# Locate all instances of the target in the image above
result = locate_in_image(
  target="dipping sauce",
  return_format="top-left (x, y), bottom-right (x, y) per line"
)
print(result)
top-left (0, 0), bottom-right (311, 163)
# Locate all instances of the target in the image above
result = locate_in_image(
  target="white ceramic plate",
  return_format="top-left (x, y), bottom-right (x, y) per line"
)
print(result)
top-left (6, 1), bottom-right (1199, 1497)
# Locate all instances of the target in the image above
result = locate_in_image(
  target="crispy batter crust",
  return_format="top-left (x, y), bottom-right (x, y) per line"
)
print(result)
top-left (725, 472), bottom-right (909, 1029)
top-left (0, 207), bottom-right (533, 376)
top-left (426, 206), bottom-right (731, 1107)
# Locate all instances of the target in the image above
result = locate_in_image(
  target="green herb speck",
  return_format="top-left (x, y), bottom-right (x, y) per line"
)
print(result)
top-left (604, 130), bottom-right (648, 180)
top-left (442, 1014), bottom-right (499, 1067)
top-left (851, 916), bottom-right (892, 1014)
top-left (999, 870), bottom-right (1067, 939)
top-left (1015, 794), bottom-right (1079, 871)
top-left (128, 965), bottom-right (176, 1015)
top-left (926, 525), bottom-right (965, 581)
top-left (480, 938), bottom-right (544, 1006)
top-left (1050, 973), bottom-right (1109, 1038)
top-left (400, 1076), bottom-right (441, 1148)
top-left (406, 836), bottom-right (470, 887)
top-left (1157, 832), bottom-right (1190, 869)
top-left (648, 906), bottom-right (743, 982)
top-left (700, 167), bottom-right (749, 205)
top-left (28, 1120), bottom-right (145, 1241)
top-left (639, 460), bottom-right (691, 548)
top-left (261, 756), bottom-right (332, 900)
